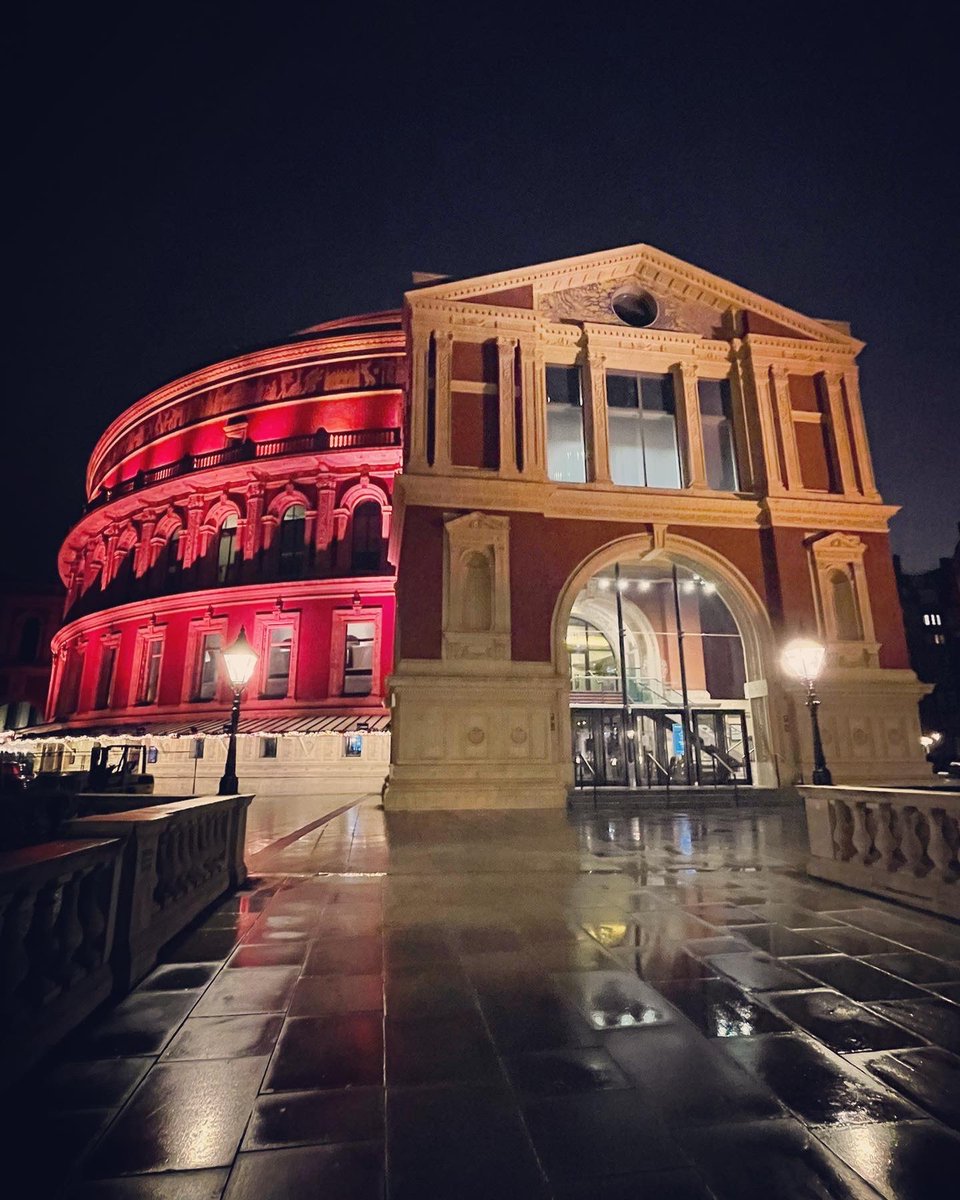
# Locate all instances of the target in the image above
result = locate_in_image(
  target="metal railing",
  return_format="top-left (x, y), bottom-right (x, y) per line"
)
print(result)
top-left (644, 750), bottom-right (672, 791)
top-left (87, 426), bottom-right (402, 511)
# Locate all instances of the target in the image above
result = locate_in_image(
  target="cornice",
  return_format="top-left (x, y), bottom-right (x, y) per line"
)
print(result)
top-left (52, 575), bottom-right (397, 649)
top-left (88, 331), bottom-right (406, 495)
top-left (760, 496), bottom-right (898, 532)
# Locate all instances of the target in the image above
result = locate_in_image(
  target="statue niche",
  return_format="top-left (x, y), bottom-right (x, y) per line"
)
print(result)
top-left (442, 512), bottom-right (511, 661)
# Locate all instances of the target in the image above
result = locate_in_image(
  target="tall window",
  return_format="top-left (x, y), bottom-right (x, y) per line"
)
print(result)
top-left (566, 618), bottom-right (618, 693)
top-left (217, 514), bottom-right (240, 583)
top-left (351, 501), bottom-right (383, 572)
top-left (546, 365), bottom-right (586, 483)
top-left (279, 504), bottom-right (306, 576)
top-left (263, 625), bottom-right (294, 698)
top-left (165, 531), bottom-right (182, 583)
top-left (195, 632), bottom-right (222, 700)
top-left (137, 639), bottom-right (163, 704)
top-left (343, 620), bottom-right (375, 695)
top-left (95, 644), bottom-right (117, 709)
top-left (57, 649), bottom-right (83, 718)
top-left (606, 371), bottom-right (682, 488)
top-left (697, 378), bottom-right (740, 492)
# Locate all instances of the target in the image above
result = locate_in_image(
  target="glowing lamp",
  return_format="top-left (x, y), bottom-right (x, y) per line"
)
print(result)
top-left (781, 637), bottom-right (832, 785)
top-left (781, 638), bottom-right (826, 685)
top-left (222, 626), bottom-right (258, 690)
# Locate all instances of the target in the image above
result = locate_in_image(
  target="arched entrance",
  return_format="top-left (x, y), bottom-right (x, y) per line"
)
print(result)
top-left (554, 536), bottom-right (778, 790)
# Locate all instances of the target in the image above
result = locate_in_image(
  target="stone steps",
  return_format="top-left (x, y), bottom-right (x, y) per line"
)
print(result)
top-left (568, 785), bottom-right (800, 808)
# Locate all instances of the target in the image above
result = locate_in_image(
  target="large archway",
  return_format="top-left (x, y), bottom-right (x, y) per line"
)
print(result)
top-left (553, 534), bottom-right (779, 789)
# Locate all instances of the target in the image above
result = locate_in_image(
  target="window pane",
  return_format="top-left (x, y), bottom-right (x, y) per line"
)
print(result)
top-left (95, 645), bottom-right (116, 709)
top-left (639, 374), bottom-right (681, 489)
top-left (197, 632), bottom-right (222, 700)
top-left (279, 505), bottom-right (306, 575)
top-left (218, 517), bottom-right (239, 583)
top-left (606, 373), bottom-right (644, 486)
top-left (264, 625), bottom-right (293, 698)
top-left (698, 379), bottom-right (740, 491)
top-left (343, 619), bottom-right (375, 696)
top-left (140, 640), bottom-right (162, 703)
top-left (546, 365), bottom-right (586, 482)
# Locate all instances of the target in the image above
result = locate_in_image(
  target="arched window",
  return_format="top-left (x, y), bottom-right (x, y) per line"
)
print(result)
top-left (217, 514), bottom-right (240, 584)
top-left (830, 568), bottom-right (862, 641)
top-left (279, 504), bottom-right (306, 576)
top-left (16, 616), bottom-right (42, 664)
top-left (165, 530), bottom-right (182, 582)
top-left (565, 617), bottom-right (618, 693)
top-left (351, 501), bottom-right (383, 573)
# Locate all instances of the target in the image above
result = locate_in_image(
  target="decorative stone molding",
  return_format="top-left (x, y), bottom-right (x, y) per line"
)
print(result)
top-left (806, 532), bottom-right (878, 666)
top-left (442, 512), bottom-right (511, 661)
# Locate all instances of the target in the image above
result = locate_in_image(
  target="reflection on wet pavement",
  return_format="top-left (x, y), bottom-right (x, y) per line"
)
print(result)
top-left (6, 799), bottom-right (960, 1196)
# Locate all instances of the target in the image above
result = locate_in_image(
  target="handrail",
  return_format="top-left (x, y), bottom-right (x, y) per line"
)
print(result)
top-left (86, 426), bottom-right (402, 511)
top-left (701, 744), bottom-right (741, 802)
top-left (644, 750), bottom-right (671, 791)
top-left (574, 752), bottom-right (598, 806)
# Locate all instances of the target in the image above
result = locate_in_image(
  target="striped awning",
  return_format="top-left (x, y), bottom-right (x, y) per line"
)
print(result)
top-left (17, 712), bottom-right (390, 739)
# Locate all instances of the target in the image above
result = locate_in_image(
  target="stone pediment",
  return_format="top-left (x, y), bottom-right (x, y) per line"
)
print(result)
top-left (408, 243), bottom-right (861, 348)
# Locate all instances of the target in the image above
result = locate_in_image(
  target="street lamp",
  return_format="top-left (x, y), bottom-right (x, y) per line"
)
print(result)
top-left (218, 626), bottom-right (258, 795)
top-left (781, 637), bottom-right (832, 785)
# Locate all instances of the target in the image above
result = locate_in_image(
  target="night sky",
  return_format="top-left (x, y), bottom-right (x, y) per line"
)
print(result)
top-left (7, 9), bottom-right (958, 587)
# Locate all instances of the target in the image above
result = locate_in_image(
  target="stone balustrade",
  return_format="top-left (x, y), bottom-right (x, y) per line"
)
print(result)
top-left (0, 838), bottom-right (124, 1084)
top-left (802, 785), bottom-right (960, 919)
top-left (63, 793), bottom-right (252, 988)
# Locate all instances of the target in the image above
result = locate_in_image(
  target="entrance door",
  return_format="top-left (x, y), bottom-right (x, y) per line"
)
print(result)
top-left (636, 710), bottom-right (689, 786)
top-left (571, 710), bottom-right (628, 786)
top-left (691, 709), bottom-right (752, 784)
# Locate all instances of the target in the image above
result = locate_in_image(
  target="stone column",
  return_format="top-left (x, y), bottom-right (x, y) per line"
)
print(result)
top-left (769, 365), bottom-right (803, 491)
top-left (519, 340), bottom-right (547, 479)
top-left (675, 361), bottom-right (707, 489)
top-left (841, 367), bottom-right (880, 499)
top-left (135, 511), bottom-right (157, 576)
top-left (315, 482), bottom-right (336, 552)
top-left (433, 331), bottom-right (454, 471)
top-left (583, 350), bottom-right (611, 483)
top-left (497, 336), bottom-right (519, 477)
top-left (183, 495), bottom-right (206, 569)
top-left (407, 327), bottom-right (431, 472)
top-left (822, 370), bottom-right (858, 495)
top-left (243, 483), bottom-right (265, 558)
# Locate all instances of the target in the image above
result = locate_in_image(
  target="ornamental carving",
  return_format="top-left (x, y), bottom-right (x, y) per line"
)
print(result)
top-left (540, 276), bottom-right (726, 338)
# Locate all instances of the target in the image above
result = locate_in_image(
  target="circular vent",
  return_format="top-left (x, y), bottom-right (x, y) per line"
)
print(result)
top-left (611, 290), bottom-right (657, 328)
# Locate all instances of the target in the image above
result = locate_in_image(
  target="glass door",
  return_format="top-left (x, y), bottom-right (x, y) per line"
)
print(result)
top-left (691, 709), bottom-right (751, 784)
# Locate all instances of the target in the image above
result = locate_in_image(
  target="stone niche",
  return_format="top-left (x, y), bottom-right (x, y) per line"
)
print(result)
top-left (442, 511), bottom-right (511, 661)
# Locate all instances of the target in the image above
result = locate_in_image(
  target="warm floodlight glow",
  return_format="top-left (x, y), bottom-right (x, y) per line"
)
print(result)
top-left (781, 638), bottom-right (826, 685)
top-left (222, 626), bottom-right (258, 689)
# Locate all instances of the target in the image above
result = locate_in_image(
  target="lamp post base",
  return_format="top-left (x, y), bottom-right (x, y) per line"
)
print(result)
top-left (218, 774), bottom-right (239, 795)
top-left (811, 766), bottom-right (833, 786)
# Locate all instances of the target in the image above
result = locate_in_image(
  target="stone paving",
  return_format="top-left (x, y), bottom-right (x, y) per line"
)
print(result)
top-left (5, 798), bottom-right (960, 1198)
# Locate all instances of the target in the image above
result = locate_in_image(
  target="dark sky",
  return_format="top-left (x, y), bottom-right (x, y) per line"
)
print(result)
top-left (7, 8), bottom-right (958, 586)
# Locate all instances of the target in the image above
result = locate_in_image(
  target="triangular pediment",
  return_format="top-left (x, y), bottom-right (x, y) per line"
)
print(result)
top-left (407, 243), bottom-right (861, 347)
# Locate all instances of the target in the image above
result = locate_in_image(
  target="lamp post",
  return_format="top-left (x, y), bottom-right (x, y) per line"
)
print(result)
top-left (781, 637), bottom-right (832, 785)
top-left (218, 626), bottom-right (258, 795)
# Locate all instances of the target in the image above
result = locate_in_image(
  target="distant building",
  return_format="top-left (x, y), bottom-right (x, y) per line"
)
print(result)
top-left (895, 527), bottom-right (960, 772)
top-left (0, 584), bottom-right (61, 730)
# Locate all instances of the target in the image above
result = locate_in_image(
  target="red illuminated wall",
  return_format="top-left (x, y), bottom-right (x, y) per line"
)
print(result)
top-left (48, 314), bottom-right (404, 732)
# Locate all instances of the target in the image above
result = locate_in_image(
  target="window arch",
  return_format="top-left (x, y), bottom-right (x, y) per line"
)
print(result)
top-left (217, 514), bottom-right (240, 583)
top-left (351, 501), bottom-right (383, 573)
top-left (829, 568), bottom-right (862, 641)
top-left (279, 503), bottom-right (306, 576)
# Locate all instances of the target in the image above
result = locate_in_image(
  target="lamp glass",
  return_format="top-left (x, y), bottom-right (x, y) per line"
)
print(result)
top-left (781, 637), bottom-right (826, 684)
top-left (222, 626), bottom-right (258, 689)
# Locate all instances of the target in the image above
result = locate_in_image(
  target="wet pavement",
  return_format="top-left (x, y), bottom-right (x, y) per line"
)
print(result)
top-left (5, 798), bottom-right (960, 1198)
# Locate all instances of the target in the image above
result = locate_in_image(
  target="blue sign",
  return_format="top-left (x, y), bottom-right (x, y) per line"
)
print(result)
top-left (671, 724), bottom-right (685, 756)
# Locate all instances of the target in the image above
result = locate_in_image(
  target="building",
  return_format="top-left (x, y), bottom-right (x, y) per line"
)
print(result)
top-left (386, 244), bottom-right (929, 808)
top-left (24, 312), bottom-right (403, 795)
top-left (0, 584), bottom-right (62, 730)
top-left (895, 528), bottom-right (960, 772)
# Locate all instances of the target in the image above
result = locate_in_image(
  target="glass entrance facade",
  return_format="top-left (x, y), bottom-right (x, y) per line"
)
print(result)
top-left (566, 558), bottom-right (753, 788)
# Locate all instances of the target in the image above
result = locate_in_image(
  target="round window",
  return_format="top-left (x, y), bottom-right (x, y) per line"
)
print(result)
top-left (611, 290), bottom-right (657, 328)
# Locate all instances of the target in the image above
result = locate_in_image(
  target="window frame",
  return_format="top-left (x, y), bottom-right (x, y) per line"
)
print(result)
top-left (253, 609), bottom-right (302, 701)
top-left (133, 629), bottom-right (166, 706)
top-left (328, 606), bottom-right (383, 700)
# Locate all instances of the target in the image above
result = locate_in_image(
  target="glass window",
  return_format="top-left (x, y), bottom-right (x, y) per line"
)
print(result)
top-left (259, 736), bottom-right (278, 759)
top-left (606, 372), bottom-right (682, 489)
top-left (263, 625), bottom-right (294, 698)
top-left (351, 501), bottom-right (383, 572)
top-left (697, 378), bottom-right (740, 492)
top-left (546, 365), bottom-right (586, 483)
top-left (565, 617), bottom-right (619, 693)
top-left (138, 639), bottom-right (163, 704)
top-left (195, 632), bottom-right (222, 700)
top-left (343, 620), bottom-right (375, 696)
top-left (344, 733), bottom-right (363, 757)
top-left (217, 514), bottom-right (240, 583)
top-left (95, 644), bottom-right (117, 709)
top-left (279, 504), bottom-right (306, 576)
top-left (165, 531), bottom-right (182, 581)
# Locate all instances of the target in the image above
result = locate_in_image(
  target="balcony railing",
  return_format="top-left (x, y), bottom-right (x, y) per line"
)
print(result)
top-left (87, 426), bottom-right (401, 511)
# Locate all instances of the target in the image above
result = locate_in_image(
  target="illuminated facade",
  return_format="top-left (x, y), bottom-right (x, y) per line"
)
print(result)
top-left (40, 313), bottom-right (402, 794)
top-left (387, 244), bottom-right (929, 808)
